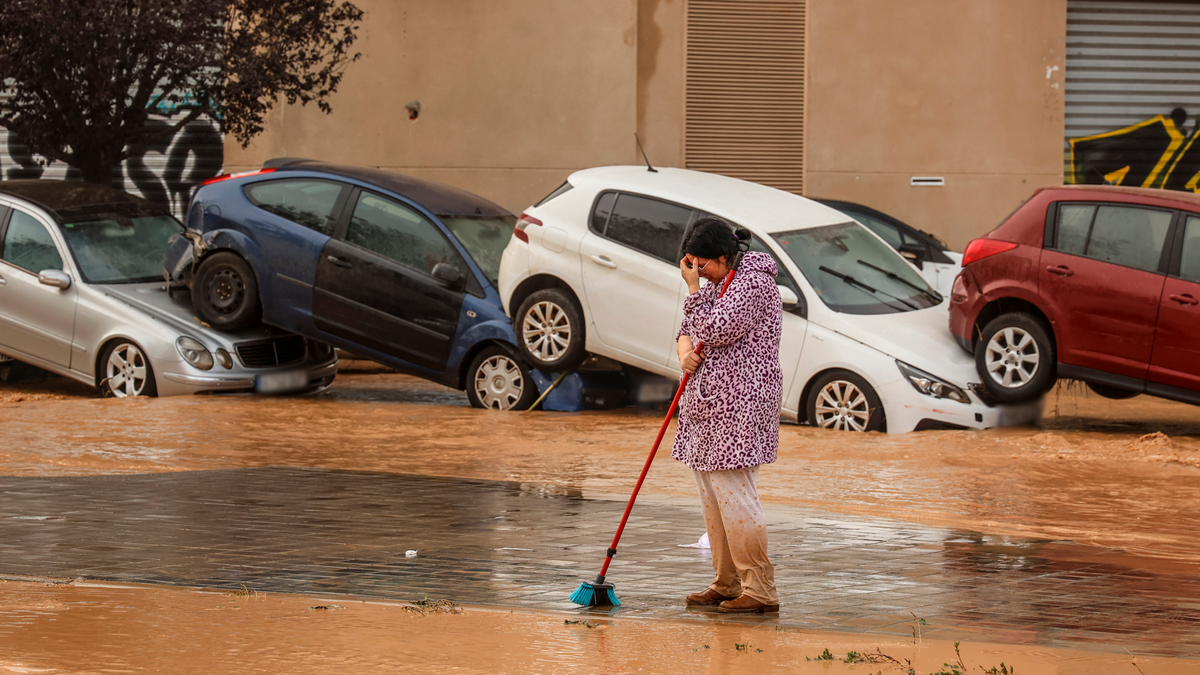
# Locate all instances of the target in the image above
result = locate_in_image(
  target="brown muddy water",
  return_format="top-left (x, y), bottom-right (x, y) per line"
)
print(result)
top-left (1, 371), bottom-right (1198, 569)
top-left (0, 579), bottom-right (1189, 675)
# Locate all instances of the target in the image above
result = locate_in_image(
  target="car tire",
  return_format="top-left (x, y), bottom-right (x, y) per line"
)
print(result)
top-left (192, 252), bottom-right (262, 331)
top-left (514, 288), bottom-right (587, 371)
top-left (1086, 382), bottom-right (1140, 400)
top-left (466, 346), bottom-right (539, 411)
top-left (100, 340), bottom-right (158, 398)
top-left (975, 312), bottom-right (1056, 404)
top-left (805, 369), bottom-right (886, 432)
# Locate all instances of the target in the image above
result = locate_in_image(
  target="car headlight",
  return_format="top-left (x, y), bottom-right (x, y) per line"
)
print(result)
top-left (176, 337), bottom-right (214, 370)
top-left (896, 361), bottom-right (970, 404)
top-left (214, 348), bottom-right (233, 369)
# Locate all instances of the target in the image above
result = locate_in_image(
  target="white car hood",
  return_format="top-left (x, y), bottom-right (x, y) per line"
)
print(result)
top-left (823, 303), bottom-right (978, 387)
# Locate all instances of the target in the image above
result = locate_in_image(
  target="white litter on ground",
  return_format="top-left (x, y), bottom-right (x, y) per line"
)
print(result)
top-left (677, 532), bottom-right (710, 549)
top-left (405, 550), bottom-right (418, 557)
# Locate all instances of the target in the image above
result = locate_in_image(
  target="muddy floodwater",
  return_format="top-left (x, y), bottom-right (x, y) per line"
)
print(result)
top-left (0, 580), bottom-right (1190, 675)
top-left (1, 370), bottom-right (1198, 570)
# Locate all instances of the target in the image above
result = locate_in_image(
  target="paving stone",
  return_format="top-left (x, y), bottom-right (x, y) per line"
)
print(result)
top-left (0, 466), bottom-right (1196, 658)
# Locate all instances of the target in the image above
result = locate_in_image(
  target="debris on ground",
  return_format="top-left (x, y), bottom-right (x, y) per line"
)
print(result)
top-left (310, 604), bottom-right (345, 611)
top-left (401, 593), bottom-right (461, 615)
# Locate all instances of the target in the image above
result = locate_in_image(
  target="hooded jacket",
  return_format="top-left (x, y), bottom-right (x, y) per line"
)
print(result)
top-left (672, 251), bottom-right (783, 471)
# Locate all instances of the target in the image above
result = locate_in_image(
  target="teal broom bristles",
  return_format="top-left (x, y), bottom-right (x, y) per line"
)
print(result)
top-left (569, 578), bottom-right (620, 607)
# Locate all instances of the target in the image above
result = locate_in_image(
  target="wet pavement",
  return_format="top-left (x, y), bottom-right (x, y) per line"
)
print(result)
top-left (0, 466), bottom-right (1197, 658)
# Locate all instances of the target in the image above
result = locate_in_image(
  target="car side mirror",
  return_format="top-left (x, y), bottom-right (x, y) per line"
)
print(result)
top-left (38, 269), bottom-right (71, 290)
top-left (898, 243), bottom-right (928, 267)
top-left (778, 285), bottom-right (799, 310)
top-left (432, 262), bottom-right (465, 290)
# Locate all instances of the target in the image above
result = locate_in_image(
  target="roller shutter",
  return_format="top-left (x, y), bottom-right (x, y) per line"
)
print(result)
top-left (1065, 0), bottom-right (1200, 191)
top-left (685, 0), bottom-right (806, 194)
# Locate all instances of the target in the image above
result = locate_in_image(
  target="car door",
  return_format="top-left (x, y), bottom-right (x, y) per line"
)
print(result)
top-left (1148, 213), bottom-right (1200, 393)
top-left (312, 189), bottom-right (465, 372)
top-left (578, 192), bottom-right (690, 368)
top-left (1039, 202), bottom-right (1173, 381)
top-left (0, 207), bottom-right (76, 367)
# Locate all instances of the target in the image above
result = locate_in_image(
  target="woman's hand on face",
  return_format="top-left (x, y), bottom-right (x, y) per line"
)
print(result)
top-left (680, 255), bottom-right (701, 293)
top-left (680, 349), bottom-right (703, 374)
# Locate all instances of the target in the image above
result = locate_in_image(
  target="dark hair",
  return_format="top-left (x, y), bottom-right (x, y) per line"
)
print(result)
top-left (683, 217), bottom-right (752, 261)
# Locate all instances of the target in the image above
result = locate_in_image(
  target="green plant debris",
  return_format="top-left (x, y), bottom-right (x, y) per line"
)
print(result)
top-left (809, 648), bottom-right (836, 661)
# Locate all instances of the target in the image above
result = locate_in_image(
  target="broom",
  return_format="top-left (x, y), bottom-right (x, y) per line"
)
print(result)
top-left (570, 268), bottom-right (738, 607)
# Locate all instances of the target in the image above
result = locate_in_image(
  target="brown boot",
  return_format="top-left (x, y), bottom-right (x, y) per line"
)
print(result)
top-left (685, 588), bottom-right (738, 606)
top-left (718, 594), bottom-right (780, 613)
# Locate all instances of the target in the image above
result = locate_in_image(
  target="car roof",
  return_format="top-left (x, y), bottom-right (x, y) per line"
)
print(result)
top-left (1038, 184), bottom-right (1200, 210)
top-left (268, 159), bottom-right (513, 218)
top-left (566, 166), bottom-right (849, 233)
top-left (0, 180), bottom-right (167, 222)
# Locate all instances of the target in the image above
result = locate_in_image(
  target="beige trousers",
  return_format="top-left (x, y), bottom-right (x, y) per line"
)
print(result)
top-left (694, 466), bottom-right (778, 605)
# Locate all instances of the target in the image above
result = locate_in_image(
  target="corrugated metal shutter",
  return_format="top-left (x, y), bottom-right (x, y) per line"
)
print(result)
top-left (1065, 0), bottom-right (1200, 190)
top-left (0, 104), bottom-right (223, 218)
top-left (685, 0), bottom-right (805, 194)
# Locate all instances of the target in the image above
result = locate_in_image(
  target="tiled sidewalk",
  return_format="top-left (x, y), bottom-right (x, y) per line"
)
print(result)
top-left (0, 467), bottom-right (1196, 657)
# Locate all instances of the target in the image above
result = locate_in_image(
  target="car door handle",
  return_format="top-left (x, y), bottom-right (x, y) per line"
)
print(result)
top-left (1169, 293), bottom-right (1199, 306)
top-left (590, 255), bottom-right (617, 269)
top-left (1046, 265), bottom-right (1073, 277)
top-left (326, 255), bottom-right (352, 269)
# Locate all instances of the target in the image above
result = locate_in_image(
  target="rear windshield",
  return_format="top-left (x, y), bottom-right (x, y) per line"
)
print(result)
top-left (442, 215), bottom-right (516, 286)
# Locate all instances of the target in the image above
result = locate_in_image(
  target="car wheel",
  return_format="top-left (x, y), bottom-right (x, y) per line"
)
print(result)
top-left (975, 312), bottom-right (1056, 404)
top-left (100, 340), bottom-right (158, 398)
top-left (466, 346), bottom-right (539, 411)
top-left (192, 252), bottom-right (262, 331)
top-left (515, 288), bottom-right (586, 371)
top-left (1086, 382), bottom-right (1139, 400)
top-left (805, 370), bottom-right (886, 432)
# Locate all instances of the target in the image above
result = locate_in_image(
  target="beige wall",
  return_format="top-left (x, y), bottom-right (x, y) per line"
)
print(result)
top-left (225, 0), bottom-right (640, 214)
top-left (805, 0), bottom-right (1066, 249)
top-left (637, 0), bottom-right (685, 168)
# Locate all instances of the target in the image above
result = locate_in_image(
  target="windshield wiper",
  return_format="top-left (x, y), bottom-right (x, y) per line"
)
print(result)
top-left (856, 259), bottom-right (942, 304)
top-left (819, 265), bottom-right (918, 310)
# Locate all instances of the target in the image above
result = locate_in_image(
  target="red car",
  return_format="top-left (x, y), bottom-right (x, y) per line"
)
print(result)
top-left (949, 185), bottom-right (1200, 405)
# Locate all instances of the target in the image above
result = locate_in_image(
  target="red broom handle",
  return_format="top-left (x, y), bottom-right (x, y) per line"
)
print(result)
top-left (598, 269), bottom-right (737, 577)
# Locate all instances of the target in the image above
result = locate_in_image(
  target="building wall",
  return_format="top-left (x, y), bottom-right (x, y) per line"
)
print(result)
top-left (224, 0), bottom-right (640, 214)
top-left (805, 0), bottom-right (1067, 249)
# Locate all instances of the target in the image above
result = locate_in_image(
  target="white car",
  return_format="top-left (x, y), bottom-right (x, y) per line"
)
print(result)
top-left (498, 166), bottom-right (1006, 433)
top-left (0, 181), bottom-right (338, 397)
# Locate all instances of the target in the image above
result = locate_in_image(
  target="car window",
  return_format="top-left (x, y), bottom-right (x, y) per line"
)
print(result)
top-left (1181, 216), bottom-right (1200, 283)
top-left (603, 193), bottom-right (692, 262)
top-left (61, 215), bottom-right (182, 284)
top-left (849, 211), bottom-right (902, 248)
top-left (441, 215), bottom-right (515, 286)
top-left (590, 192), bottom-right (616, 234)
top-left (243, 179), bottom-right (344, 236)
top-left (535, 181), bottom-right (573, 207)
top-left (1085, 206), bottom-right (1171, 273)
top-left (746, 236), bottom-right (802, 299)
top-left (1, 209), bottom-right (63, 274)
top-left (346, 192), bottom-right (465, 276)
top-left (1054, 204), bottom-right (1094, 256)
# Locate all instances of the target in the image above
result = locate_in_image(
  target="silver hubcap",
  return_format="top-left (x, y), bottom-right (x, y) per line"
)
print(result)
top-left (985, 327), bottom-right (1039, 388)
top-left (814, 380), bottom-right (871, 432)
top-left (106, 343), bottom-right (148, 397)
top-left (474, 355), bottom-right (525, 410)
top-left (522, 301), bottom-right (571, 363)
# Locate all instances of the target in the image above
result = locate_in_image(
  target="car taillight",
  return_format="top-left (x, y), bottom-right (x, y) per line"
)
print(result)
top-left (961, 238), bottom-right (1017, 266)
top-left (513, 213), bottom-right (543, 244)
top-left (201, 167), bottom-right (278, 186)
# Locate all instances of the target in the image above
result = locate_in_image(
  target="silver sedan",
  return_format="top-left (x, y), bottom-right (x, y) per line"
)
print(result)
top-left (0, 181), bottom-right (338, 397)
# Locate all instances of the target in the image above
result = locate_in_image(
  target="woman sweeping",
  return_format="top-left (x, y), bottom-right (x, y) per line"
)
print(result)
top-left (675, 217), bottom-right (783, 614)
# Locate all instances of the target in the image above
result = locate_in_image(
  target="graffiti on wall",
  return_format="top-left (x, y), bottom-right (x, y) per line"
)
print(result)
top-left (0, 109), bottom-right (224, 217)
top-left (1067, 107), bottom-right (1200, 192)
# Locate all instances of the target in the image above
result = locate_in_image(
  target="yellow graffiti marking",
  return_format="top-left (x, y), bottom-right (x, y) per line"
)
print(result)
top-left (1103, 166), bottom-right (1131, 186)
top-left (1069, 114), bottom-right (1186, 187)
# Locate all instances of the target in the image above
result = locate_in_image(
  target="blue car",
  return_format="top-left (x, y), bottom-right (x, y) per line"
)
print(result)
top-left (165, 159), bottom-right (537, 410)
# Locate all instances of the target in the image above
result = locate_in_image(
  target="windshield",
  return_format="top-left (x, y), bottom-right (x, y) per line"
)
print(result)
top-left (441, 215), bottom-right (515, 286)
top-left (60, 215), bottom-right (183, 284)
top-left (771, 222), bottom-right (940, 314)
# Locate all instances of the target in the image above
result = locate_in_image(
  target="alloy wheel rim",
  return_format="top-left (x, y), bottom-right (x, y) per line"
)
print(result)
top-left (814, 380), bottom-right (870, 432)
top-left (474, 355), bottom-right (524, 410)
top-left (984, 327), bottom-right (1039, 388)
top-left (522, 301), bottom-right (571, 363)
top-left (106, 343), bottom-right (148, 397)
